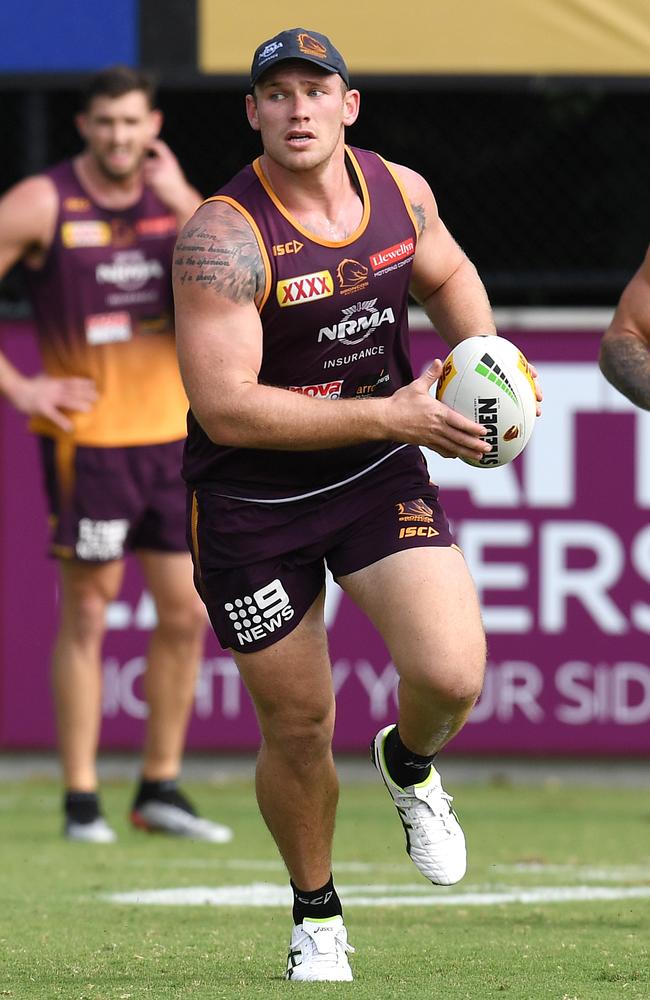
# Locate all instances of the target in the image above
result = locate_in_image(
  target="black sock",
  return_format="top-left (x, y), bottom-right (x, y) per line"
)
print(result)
top-left (383, 725), bottom-right (435, 789)
top-left (133, 778), bottom-right (196, 815)
top-left (64, 791), bottom-right (100, 825)
top-left (291, 874), bottom-right (343, 925)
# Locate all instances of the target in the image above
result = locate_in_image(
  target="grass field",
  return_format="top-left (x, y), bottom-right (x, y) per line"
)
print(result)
top-left (1, 769), bottom-right (649, 999)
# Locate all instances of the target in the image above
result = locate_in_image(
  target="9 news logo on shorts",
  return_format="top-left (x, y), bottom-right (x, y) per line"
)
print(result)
top-left (224, 579), bottom-right (295, 646)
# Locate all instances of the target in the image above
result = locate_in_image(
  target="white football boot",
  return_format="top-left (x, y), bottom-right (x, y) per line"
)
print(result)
top-left (130, 800), bottom-right (233, 843)
top-left (64, 816), bottom-right (117, 843)
top-left (285, 916), bottom-right (354, 982)
top-left (371, 724), bottom-right (466, 885)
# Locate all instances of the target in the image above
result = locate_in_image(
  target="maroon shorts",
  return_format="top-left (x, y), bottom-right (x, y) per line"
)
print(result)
top-left (189, 447), bottom-right (455, 653)
top-left (39, 436), bottom-right (187, 562)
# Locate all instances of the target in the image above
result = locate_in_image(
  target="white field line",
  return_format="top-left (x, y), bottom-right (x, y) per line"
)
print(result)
top-left (120, 858), bottom-right (408, 873)
top-left (493, 863), bottom-right (650, 881)
top-left (118, 858), bottom-right (650, 882)
top-left (106, 882), bottom-right (650, 908)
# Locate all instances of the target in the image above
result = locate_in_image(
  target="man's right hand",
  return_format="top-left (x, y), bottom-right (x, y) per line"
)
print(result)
top-left (10, 373), bottom-right (97, 432)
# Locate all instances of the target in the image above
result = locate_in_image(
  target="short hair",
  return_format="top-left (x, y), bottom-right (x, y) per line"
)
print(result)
top-left (81, 65), bottom-right (157, 111)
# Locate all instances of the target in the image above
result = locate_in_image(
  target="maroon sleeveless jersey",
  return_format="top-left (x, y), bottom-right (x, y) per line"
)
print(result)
top-left (22, 160), bottom-right (188, 446)
top-left (183, 146), bottom-right (420, 501)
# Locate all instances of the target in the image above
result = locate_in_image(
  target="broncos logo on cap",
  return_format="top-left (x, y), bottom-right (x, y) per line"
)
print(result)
top-left (297, 33), bottom-right (328, 58)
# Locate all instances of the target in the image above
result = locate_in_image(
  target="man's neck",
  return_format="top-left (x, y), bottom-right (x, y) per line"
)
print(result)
top-left (73, 152), bottom-right (143, 211)
top-left (259, 149), bottom-right (362, 242)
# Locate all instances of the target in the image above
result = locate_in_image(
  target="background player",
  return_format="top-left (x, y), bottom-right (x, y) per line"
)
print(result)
top-left (599, 245), bottom-right (650, 408)
top-left (0, 65), bottom-right (231, 844)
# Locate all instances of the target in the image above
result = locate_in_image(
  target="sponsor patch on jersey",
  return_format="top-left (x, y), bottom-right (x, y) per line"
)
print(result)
top-left (272, 239), bottom-right (304, 257)
top-left (85, 311), bottom-right (132, 345)
top-left (61, 220), bottom-right (111, 248)
top-left (277, 270), bottom-right (333, 307)
top-left (370, 238), bottom-right (415, 274)
top-left (95, 251), bottom-right (164, 291)
top-left (63, 197), bottom-right (91, 212)
top-left (288, 380), bottom-right (343, 399)
top-left (318, 298), bottom-right (395, 345)
top-left (348, 368), bottom-right (391, 398)
top-left (136, 215), bottom-right (177, 237)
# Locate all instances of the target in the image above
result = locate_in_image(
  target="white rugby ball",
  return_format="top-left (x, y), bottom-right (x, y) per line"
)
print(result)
top-left (435, 335), bottom-right (537, 468)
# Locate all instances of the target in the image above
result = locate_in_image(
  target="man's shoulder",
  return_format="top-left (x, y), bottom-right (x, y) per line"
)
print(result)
top-left (0, 171), bottom-right (59, 223)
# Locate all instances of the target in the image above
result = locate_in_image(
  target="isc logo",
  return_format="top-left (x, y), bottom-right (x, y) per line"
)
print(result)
top-left (272, 240), bottom-right (304, 256)
top-left (398, 526), bottom-right (439, 539)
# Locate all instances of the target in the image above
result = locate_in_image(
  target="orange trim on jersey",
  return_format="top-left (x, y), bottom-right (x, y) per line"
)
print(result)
top-left (51, 542), bottom-right (75, 560)
top-left (202, 195), bottom-right (272, 313)
top-left (251, 148), bottom-right (371, 248)
top-left (55, 436), bottom-right (76, 508)
top-left (190, 491), bottom-right (203, 585)
top-left (378, 156), bottom-right (420, 243)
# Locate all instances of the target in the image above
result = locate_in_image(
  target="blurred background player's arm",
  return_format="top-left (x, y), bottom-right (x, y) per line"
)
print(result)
top-left (599, 246), bottom-right (650, 410)
top-left (0, 175), bottom-right (97, 430)
top-left (142, 139), bottom-right (203, 227)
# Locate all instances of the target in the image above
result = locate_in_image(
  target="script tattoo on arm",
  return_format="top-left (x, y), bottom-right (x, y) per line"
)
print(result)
top-left (599, 332), bottom-right (650, 410)
top-left (173, 205), bottom-right (264, 304)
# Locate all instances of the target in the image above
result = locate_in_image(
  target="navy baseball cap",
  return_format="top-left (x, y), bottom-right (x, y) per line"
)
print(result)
top-left (250, 28), bottom-right (349, 88)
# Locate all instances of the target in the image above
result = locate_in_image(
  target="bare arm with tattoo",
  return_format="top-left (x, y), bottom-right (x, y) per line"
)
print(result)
top-left (390, 162), bottom-right (496, 345)
top-left (173, 199), bottom-right (491, 461)
top-left (599, 247), bottom-right (650, 410)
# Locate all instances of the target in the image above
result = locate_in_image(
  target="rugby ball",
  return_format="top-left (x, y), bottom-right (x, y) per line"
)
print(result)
top-left (435, 335), bottom-right (536, 468)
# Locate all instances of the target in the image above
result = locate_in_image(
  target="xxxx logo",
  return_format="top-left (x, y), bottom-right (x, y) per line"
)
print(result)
top-left (277, 270), bottom-right (333, 307)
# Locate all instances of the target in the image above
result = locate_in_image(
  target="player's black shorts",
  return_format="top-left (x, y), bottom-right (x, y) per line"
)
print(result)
top-left (188, 446), bottom-right (455, 653)
top-left (39, 436), bottom-right (187, 562)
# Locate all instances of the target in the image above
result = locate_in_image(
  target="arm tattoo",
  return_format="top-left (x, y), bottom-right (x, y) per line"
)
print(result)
top-left (600, 333), bottom-right (650, 409)
top-left (173, 208), bottom-right (264, 304)
top-left (411, 202), bottom-right (426, 237)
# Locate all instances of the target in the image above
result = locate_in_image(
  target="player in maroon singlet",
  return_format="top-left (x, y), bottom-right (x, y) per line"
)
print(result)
top-left (174, 29), bottom-right (539, 981)
top-left (0, 67), bottom-right (231, 845)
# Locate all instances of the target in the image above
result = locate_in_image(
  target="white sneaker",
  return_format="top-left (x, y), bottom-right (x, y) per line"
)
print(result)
top-left (130, 801), bottom-right (233, 843)
top-left (285, 916), bottom-right (354, 982)
top-left (64, 816), bottom-right (117, 843)
top-left (371, 724), bottom-right (466, 885)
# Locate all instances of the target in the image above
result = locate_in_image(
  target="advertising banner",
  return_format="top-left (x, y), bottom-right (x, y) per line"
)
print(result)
top-left (1, 316), bottom-right (649, 754)
top-left (199, 1), bottom-right (650, 77)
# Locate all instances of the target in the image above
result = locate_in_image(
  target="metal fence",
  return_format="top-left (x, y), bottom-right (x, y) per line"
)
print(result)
top-left (1, 74), bottom-right (648, 308)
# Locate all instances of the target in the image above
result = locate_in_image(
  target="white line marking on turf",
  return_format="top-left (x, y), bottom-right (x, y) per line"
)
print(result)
top-left (106, 883), bottom-right (650, 908)
top-left (493, 863), bottom-right (650, 881)
top-left (120, 858), bottom-right (408, 873)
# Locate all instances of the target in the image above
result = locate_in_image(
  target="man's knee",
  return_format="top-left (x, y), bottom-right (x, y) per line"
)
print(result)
top-left (260, 700), bottom-right (336, 762)
top-left (156, 595), bottom-right (208, 646)
top-left (60, 589), bottom-right (108, 645)
top-left (403, 636), bottom-right (486, 711)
